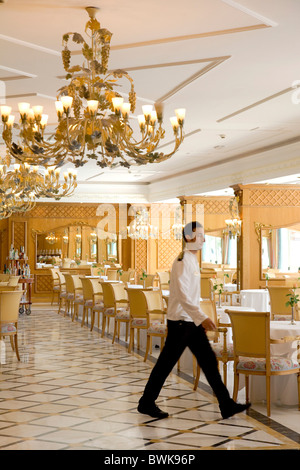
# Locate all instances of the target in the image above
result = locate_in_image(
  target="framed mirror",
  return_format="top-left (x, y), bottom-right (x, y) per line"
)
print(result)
top-left (34, 223), bottom-right (101, 268)
top-left (259, 222), bottom-right (300, 279)
top-left (201, 228), bottom-right (237, 268)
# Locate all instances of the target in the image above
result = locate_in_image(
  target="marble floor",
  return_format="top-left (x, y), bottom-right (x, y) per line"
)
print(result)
top-left (0, 304), bottom-right (299, 451)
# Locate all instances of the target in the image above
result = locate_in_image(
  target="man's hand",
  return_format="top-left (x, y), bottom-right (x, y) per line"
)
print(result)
top-left (201, 318), bottom-right (216, 332)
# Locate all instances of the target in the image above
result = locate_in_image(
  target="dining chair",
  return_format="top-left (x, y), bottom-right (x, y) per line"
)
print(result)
top-left (227, 309), bottom-right (300, 417)
top-left (100, 282), bottom-right (118, 337)
top-left (106, 269), bottom-right (119, 280)
top-left (57, 270), bottom-right (67, 315)
top-left (126, 287), bottom-right (148, 353)
top-left (0, 290), bottom-right (24, 361)
top-left (138, 274), bottom-right (156, 288)
top-left (156, 271), bottom-right (170, 290)
top-left (267, 286), bottom-right (294, 320)
top-left (111, 283), bottom-right (130, 344)
top-left (64, 274), bottom-right (83, 318)
top-left (119, 269), bottom-right (135, 284)
top-left (142, 289), bottom-right (167, 362)
top-left (50, 268), bottom-right (60, 305)
top-left (79, 277), bottom-right (97, 327)
top-left (87, 278), bottom-right (104, 331)
top-left (193, 299), bottom-right (233, 389)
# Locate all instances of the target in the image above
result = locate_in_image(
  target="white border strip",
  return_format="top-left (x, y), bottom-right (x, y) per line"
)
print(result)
top-left (221, 0), bottom-right (278, 27)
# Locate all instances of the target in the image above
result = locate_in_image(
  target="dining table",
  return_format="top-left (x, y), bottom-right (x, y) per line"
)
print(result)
top-left (249, 320), bottom-right (300, 405)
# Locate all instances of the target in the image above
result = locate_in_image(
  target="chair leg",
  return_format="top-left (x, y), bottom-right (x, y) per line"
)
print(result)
top-left (112, 320), bottom-right (117, 344)
top-left (144, 335), bottom-right (150, 362)
top-left (81, 306), bottom-right (86, 326)
top-left (128, 328), bottom-right (134, 353)
top-left (90, 310), bottom-right (95, 331)
top-left (266, 375), bottom-right (271, 417)
top-left (233, 370), bottom-right (239, 401)
top-left (9, 336), bottom-right (15, 351)
top-left (14, 334), bottom-right (20, 361)
top-left (101, 315), bottom-right (106, 337)
top-left (193, 365), bottom-right (201, 391)
top-left (223, 361), bottom-right (227, 387)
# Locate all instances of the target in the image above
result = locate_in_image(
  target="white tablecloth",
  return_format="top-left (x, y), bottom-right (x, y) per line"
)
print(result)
top-left (240, 289), bottom-right (270, 312)
top-left (250, 321), bottom-right (300, 405)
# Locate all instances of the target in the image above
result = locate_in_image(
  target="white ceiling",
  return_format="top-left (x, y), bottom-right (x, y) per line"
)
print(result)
top-left (0, 0), bottom-right (300, 203)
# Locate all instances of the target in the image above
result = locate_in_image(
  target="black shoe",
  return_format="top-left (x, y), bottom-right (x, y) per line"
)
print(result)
top-left (138, 401), bottom-right (169, 419)
top-left (220, 400), bottom-right (251, 419)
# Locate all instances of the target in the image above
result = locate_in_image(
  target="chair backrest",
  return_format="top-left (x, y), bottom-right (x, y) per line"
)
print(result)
top-left (50, 268), bottom-right (59, 281)
top-left (119, 270), bottom-right (134, 283)
top-left (157, 271), bottom-right (170, 289)
top-left (138, 274), bottom-right (156, 288)
top-left (200, 275), bottom-right (211, 299)
top-left (64, 274), bottom-right (74, 293)
top-left (267, 286), bottom-right (294, 315)
top-left (80, 277), bottom-right (94, 301)
top-left (0, 290), bottom-right (24, 324)
top-left (199, 299), bottom-right (218, 341)
top-left (101, 282), bottom-right (115, 308)
top-left (111, 283), bottom-right (128, 303)
top-left (56, 270), bottom-right (66, 286)
top-left (227, 310), bottom-right (270, 359)
top-left (89, 278), bottom-right (103, 295)
top-left (126, 287), bottom-right (148, 319)
top-left (142, 290), bottom-right (166, 324)
top-left (106, 269), bottom-right (118, 280)
top-left (8, 276), bottom-right (20, 287)
top-left (72, 274), bottom-right (83, 291)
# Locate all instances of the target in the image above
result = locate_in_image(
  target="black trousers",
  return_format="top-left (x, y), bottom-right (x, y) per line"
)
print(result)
top-left (141, 320), bottom-right (231, 407)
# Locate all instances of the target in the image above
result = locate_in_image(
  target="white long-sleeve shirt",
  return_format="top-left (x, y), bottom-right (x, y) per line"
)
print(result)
top-left (167, 250), bottom-right (208, 326)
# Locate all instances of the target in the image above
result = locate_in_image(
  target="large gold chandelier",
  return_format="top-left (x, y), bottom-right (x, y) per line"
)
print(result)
top-left (0, 6), bottom-right (185, 170)
top-left (0, 163), bottom-right (77, 219)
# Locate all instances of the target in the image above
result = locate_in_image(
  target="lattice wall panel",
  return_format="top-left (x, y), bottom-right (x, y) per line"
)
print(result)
top-left (35, 274), bottom-right (52, 293)
top-left (12, 221), bottom-right (26, 250)
top-left (249, 189), bottom-right (300, 206)
top-left (135, 239), bottom-right (147, 275)
top-left (158, 238), bottom-right (182, 270)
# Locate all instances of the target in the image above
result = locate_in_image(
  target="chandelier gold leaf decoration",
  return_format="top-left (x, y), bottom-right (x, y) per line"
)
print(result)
top-left (1, 6), bottom-right (185, 170)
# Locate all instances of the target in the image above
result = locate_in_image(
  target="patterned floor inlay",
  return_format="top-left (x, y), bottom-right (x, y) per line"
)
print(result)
top-left (0, 305), bottom-right (299, 450)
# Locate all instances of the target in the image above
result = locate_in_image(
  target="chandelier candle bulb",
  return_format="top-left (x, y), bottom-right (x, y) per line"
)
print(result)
top-left (142, 105), bottom-right (153, 123)
top-left (87, 100), bottom-right (99, 117)
top-left (137, 115), bottom-right (146, 131)
top-left (1, 106), bottom-right (12, 122)
top-left (112, 97), bottom-right (124, 115)
top-left (55, 101), bottom-right (64, 118)
top-left (7, 115), bottom-right (15, 127)
top-left (60, 96), bottom-right (73, 114)
top-left (27, 109), bottom-right (35, 123)
top-left (175, 108), bottom-right (186, 126)
top-left (32, 106), bottom-right (43, 120)
top-left (18, 102), bottom-right (30, 120)
top-left (150, 111), bottom-right (158, 126)
top-left (170, 116), bottom-right (179, 133)
top-left (40, 114), bottom-right (48, 129)
top-left (121, 102), bottom-right (131, 119)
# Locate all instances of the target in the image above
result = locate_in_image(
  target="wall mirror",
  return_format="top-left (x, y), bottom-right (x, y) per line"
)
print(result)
top-left (34, 223), bottom-right (103, 268)
top-left (259, 222), bottom-right (300, 279)
top-left (201, 228), bottom-right (237, 268)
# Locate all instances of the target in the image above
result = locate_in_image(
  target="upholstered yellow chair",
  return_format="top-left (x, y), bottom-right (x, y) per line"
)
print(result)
top-left (126, 287), bottom-right (148, 353)
top-left (111, 283), bottom-right (130, 344)
top-left (106, 269), bottom-right (119, 280)
top-left (142, 289), bottom-right (167, 362)
top-left (64, 274), bottom-right (83, 318)
top-left (57, 271), bottom-right (67, 315)
top-left (156, 271), bottom-right (170, 290)
top-left (227, 309), bottom-right (300, 417)
top-left (79, 277), bottom-right (97, 327)
top-left (50, 268), bottom-right (60, 305)
top-left (119, 269), bottom-right (135, 284)
top-left (138, 274), bottom-right (156, 288)
top-left (0, 290), bottom-right (24, 361)
top-left (100, 282), bottom-right (118, 337)
top-left (193, 299), bottom-right (233, 389)
top-left (267, 286), bottom-right (294, 320)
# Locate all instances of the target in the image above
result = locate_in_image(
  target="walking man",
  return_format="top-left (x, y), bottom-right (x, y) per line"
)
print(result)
top-left (138, 221), bottom-right (250, 419)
